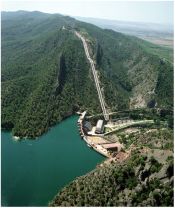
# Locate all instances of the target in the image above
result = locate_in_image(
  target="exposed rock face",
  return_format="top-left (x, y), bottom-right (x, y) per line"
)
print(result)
top-left (130, 94), bottom-right (147, 108)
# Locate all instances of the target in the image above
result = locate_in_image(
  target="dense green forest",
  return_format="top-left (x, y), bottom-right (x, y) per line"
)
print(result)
top-left (2, 11), bottom-right (101, 137)
top-left (1, 11), bottom-right (173, 137)
top-left (76, 23), bottom-right (173, 110)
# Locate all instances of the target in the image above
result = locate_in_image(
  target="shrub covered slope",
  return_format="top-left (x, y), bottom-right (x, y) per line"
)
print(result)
top-left (50, 148), bottom-right (173, 207)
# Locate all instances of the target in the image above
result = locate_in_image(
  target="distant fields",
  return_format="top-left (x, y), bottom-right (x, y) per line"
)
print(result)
top-left (137, 38), bottom-right (173, 63)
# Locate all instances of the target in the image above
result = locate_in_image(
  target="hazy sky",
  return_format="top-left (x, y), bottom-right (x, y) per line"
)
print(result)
top-left (2, 0), bottom-right (174, 25)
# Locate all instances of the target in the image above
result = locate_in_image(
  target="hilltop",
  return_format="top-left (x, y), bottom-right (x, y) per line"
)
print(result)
top-left (1, 11), bottom-right (173, 138)
top-left (2, 11), bottom-right (174, 207)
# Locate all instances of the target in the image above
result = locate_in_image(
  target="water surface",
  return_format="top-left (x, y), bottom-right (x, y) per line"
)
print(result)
top-left (1, 116), bottom-right (104, 206)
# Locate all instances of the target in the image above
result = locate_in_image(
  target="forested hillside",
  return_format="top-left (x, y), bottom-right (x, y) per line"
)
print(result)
top-left (76, 22), bottom-right (173, 110)
top-left (2, 11), bottom-right (101, 137)
top-left (1, 11), bottom-right (173, 138)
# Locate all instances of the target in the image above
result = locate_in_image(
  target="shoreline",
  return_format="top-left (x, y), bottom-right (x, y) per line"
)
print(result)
top-left (5, 112), bottom-right (81, 140)
top-left (77, 111), bottom-right (110, 158)
top-left (3, 114), bottom-right (105, 207)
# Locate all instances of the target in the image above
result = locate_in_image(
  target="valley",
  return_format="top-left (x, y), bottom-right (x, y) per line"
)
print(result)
top-left (75, 16), bottom-right (174, 49)
top-left (2, 11), bottom-right (173, 139)
top-left (1, 11), bottom-right (173, 207)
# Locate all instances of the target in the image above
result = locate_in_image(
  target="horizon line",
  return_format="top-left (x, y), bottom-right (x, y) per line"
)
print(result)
top-left (2, 10), bottom-right (174, 26)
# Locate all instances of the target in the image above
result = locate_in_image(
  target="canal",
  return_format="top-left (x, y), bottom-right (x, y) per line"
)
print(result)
top-left (1, 115), bottom-right (104, 206)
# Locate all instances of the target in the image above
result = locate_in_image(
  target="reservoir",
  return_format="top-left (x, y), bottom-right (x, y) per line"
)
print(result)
top-left (1, 115), bottom-right (104, 206)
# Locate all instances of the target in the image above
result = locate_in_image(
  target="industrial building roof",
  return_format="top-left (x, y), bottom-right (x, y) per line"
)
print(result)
top-left (96, 120), bottom-right (104, 129)
top-left (83, 121), bottom-right (92, 130)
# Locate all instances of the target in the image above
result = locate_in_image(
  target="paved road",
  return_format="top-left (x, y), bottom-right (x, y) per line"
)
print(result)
top-left (104, 120), bottom-right (154, 135)
top-left (75, 31), bottom-right (109, 121)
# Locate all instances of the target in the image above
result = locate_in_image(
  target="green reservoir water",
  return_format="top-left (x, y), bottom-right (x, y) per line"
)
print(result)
top-left (1, 115), bottom-right (104, 206)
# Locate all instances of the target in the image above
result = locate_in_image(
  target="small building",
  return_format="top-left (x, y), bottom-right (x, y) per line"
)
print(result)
top-left (102, 143), bottom-right (123, 152)
top-left (95, 120), bottom-right (104, 134)
top-left (83, 121), bottom-right (92, 133)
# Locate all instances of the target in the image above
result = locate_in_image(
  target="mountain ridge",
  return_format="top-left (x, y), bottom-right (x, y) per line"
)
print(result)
top-left (1, 11), bottom-right (173, 138)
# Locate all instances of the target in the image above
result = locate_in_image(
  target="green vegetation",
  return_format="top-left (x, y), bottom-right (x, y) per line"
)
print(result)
top-left (2, 11), bottom-right (101, 137)
top-left (50, 151), bottom-right (173, 206)
top-left (2, 11), bottom-right (173, 138)
top-left (1, 11), bottom-right (174, 208)
top-left (134, 37), bottom-right (173, 63)
top-left (131, 178), bottom-right (173, 206)
top-left (149, 156), bottom-right (163, 173)
top-left (118, 127), bottom-right (173, 150)
top-left (131, 154), bottom-right (147, 167)
top-left (77, 24), bottom-right (173, 110)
